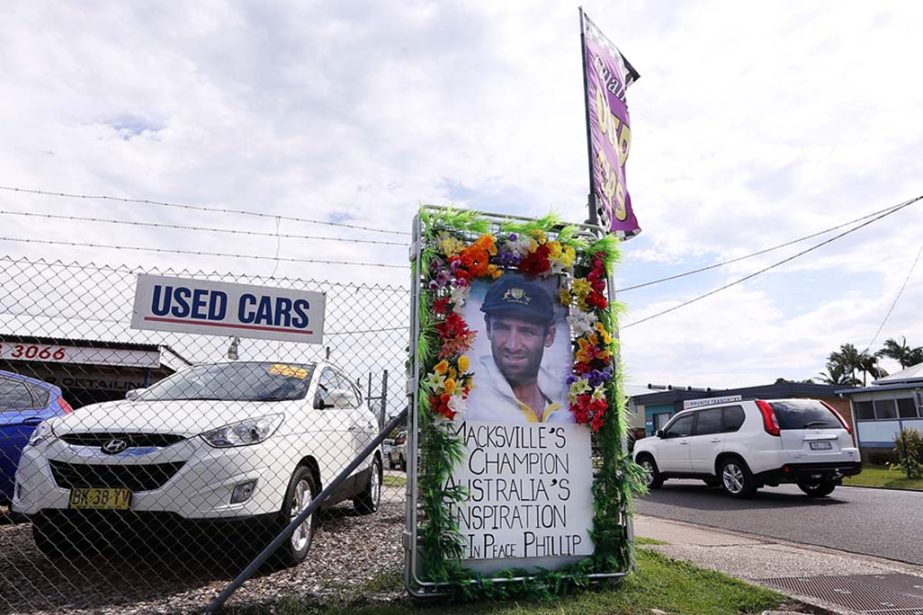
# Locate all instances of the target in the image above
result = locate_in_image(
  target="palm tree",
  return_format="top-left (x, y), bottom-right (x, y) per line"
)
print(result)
top-left (828, 343), bottom-right (885, 386)
top-left (877, 337), bottom-right (923, 369)
top-left (857, 353), bottom-right (887, 385)
top-left (828, 344), bottom-right (862, 383)
top-left (817, 361), bottom-right (860, 386)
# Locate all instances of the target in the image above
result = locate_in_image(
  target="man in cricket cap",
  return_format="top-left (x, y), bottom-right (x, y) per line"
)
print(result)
top-left (466, 275), bottom-right (573, 423)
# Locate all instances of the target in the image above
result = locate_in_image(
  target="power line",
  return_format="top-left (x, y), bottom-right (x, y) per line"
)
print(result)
top-left (620, 196), bottom-right (920, 292)
top-left (623, 194), bottom-right (923, 329)
top-left (863, 242), bottom-right (923, 353)
top-left (0, 236), bottom-right (406, 269)
top-left (0, 185), bottom-right (410, 236)
top-left (0, 209), bottom-right (407, 246)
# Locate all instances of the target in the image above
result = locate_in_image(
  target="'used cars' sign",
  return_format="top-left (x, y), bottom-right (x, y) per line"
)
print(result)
top-left (131, 274), bottom-right (325, 344)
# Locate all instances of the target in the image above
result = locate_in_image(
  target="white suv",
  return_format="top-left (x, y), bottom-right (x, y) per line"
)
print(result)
top-left (13, 361), bottom-right (382, 565)
top-left (633, 398), bottom-right (861, 498)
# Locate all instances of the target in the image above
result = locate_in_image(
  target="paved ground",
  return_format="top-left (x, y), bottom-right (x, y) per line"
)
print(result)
top-left (635, 514), bottom-right (923, 615)
top-left (635, 481), bottom-right (923, 565)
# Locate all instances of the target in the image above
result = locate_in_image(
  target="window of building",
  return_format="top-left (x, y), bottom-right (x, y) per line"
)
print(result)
top-left (873, 399), bottom-right (898, 420)
top-left (897, 398), bottom-right (918, 419)
top-left (855, 401), bottom-right (875, 421)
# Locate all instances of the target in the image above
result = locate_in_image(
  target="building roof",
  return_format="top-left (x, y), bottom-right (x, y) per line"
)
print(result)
top-left (631, 381), bottom-right (852, 405)
top-left (872, 362), bottom-right (923, 385)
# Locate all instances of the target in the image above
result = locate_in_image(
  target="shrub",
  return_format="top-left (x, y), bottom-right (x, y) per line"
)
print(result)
top-left (867, 450), bottom-right (895, 466)
top-left (893, 428), bottom-right (923, 479)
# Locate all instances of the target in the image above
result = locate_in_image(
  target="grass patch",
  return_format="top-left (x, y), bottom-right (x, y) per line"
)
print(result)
top-left (843, 464), bottom-right (923, 490)
top-left (363, 569), bottom-right (404, 593)
top-left (268, 548), bottom-right (783, 615)
top-left (635, 536), bottom-right (667, 546)
top-left (382, 474), bottom-right (407, 488)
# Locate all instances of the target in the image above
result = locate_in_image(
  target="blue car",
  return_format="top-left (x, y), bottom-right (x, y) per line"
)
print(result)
top-left (0, 371), bottom-right (72, 504)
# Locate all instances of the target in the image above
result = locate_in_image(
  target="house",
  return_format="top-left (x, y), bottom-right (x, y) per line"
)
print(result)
top-left (836, 362), bottom-right (923, 459)
top-left (630, 381), bottom-right (855, 438)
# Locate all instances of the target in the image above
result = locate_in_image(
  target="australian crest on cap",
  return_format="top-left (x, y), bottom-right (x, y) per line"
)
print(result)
top-left (503, 287), bottom-right (531, 305)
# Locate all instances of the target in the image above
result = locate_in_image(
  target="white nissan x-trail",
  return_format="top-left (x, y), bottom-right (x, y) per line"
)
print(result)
top-left (13, 361), bottom-right (382, 566)
top-left (633, 398), bottom-right (861, 498)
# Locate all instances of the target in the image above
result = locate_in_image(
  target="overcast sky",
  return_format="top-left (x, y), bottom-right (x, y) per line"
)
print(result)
top-left (1, 1), bottom-right (922, 390)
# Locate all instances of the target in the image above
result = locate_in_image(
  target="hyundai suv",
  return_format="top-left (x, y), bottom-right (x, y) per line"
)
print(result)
top-left (633, 398), bottom-right (861, 498)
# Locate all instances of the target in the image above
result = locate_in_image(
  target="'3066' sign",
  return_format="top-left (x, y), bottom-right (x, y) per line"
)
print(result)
top-left (0, 342), bottom-right (161, 368)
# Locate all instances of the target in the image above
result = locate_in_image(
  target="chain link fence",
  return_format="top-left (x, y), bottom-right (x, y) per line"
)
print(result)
top-left (0, 255), bottom-right (411, 613)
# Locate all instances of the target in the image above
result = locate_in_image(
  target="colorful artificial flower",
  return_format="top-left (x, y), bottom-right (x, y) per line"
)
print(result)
top-left (518, 243), bottom-right (551, 276)
top-left (433, 359), bottom-right (450, 375)
top-left (457, 355), bottom-right (470, 373)
top-left (567, 310), bottom-right (598, 337)
top-left (433, 296), bottom-right (452, 314)
top-left (436, 233), bottom-right (466, 258)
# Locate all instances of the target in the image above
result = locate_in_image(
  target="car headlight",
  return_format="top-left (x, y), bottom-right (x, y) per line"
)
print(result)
top-left (28, 421), bottom-right (56, 447)
top-left (200, 414), bottom-right (284, 448)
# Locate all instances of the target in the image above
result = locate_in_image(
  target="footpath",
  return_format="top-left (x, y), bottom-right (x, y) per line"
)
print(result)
top-left (635, 515), bottom-right (923, 615)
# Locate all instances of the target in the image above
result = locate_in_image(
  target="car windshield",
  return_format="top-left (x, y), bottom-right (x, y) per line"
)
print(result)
top-left (770, 400), bottom-right (842, 430)
top-left (139, 362), bottom-right (315, 402)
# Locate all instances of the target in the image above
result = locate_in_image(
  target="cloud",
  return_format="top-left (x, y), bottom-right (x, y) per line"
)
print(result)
top-left (0, 0), bottom-right (921, 387)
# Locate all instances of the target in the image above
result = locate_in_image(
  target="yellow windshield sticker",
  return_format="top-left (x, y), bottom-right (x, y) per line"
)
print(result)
top-left (268, 364), bottom-right (309, 379)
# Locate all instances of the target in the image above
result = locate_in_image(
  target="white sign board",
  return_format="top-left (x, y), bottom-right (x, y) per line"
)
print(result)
top-left (0, 341), bottom-right (160, 368)
top-left (683, 394), bottom-right (743, 410)
top-left (131, 274), bottom-right (325, 344)
top-left (448, 422), bottom-right (594, 561)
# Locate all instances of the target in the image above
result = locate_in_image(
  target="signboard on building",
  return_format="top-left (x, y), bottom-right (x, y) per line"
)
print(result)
top-left (0, 340), bottom-right (160, 368)
top-left (683, 395), bottom-right (743, 410)
top-left (131, 274), bottom-right (326, 344)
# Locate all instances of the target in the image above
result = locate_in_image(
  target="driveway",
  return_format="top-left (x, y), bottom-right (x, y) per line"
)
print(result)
top-left (635, 480), bottom-right (923, 565)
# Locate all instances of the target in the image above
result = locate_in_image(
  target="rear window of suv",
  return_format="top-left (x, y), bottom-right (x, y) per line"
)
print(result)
top-left (769, 400), bottom-right (842, 430)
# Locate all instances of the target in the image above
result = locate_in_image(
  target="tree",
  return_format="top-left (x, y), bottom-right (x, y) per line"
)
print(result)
top-left (828, 343), bottom-right (885, 386)
top-left (816, 361), bottom-right (860, 386)
top-left (877, 337), bottom-right (923, 369)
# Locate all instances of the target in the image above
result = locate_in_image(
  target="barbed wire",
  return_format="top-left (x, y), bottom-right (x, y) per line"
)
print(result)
top-left (0, 185), bottom-right (410, 236)
top-left (0, 236), bottom-right (407, 269)
top-left (0, 209), bottom-right (408, 246)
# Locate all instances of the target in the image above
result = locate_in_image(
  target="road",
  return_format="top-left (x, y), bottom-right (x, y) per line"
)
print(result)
top-left (635, 480), bottom-right (923, 565)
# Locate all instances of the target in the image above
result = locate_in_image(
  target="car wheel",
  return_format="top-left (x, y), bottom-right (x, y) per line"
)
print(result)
top-left (387, 455), bottom-right (396, 470)
top-left (636, 455), bottom-right (663, 489)
top-left (399, 454), bottom-right (406, 473)
top-left (32, 515), bottom-right (84, 559)
top-left (272, 465), bottom-right (318, 568)
top-left (354, 457), bottom-right (382, 515)
top-left (719, 458), bottom-right (757, 498)
top-left (798, 479), bottom-right (836, 498)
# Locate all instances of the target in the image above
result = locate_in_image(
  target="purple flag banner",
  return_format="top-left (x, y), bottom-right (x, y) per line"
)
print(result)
top-left (581, 10), bottom-right (641, 238)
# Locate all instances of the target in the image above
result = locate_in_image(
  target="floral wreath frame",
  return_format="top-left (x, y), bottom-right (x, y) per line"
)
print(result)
top-left (407, 207), bottom-right (645, 599)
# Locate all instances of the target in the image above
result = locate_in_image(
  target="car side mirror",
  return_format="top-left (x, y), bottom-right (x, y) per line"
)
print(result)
top-left (126, 388), bottom-right (146, 401)
top-left (655, 429), bottom-right (664, 438)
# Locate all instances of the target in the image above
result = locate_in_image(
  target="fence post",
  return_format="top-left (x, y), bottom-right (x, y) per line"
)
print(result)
top-left (379, 369), bottom-right (388, 430)
top-left (204, 408), bottom-right (408, 614)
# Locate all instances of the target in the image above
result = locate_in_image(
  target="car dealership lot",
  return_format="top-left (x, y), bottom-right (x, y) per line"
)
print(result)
top-left (0, 487), bottom-right (404, 614)
top-left (635, 480), bottom-right (923, 565)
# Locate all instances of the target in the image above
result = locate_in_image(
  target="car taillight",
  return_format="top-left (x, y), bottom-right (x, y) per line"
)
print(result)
top-left (756, 400), bottom-right (780, 436)
top-left (58, 398), bottom-right (73, 414)
top-left (820, 400), bottom-right (852, 434)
